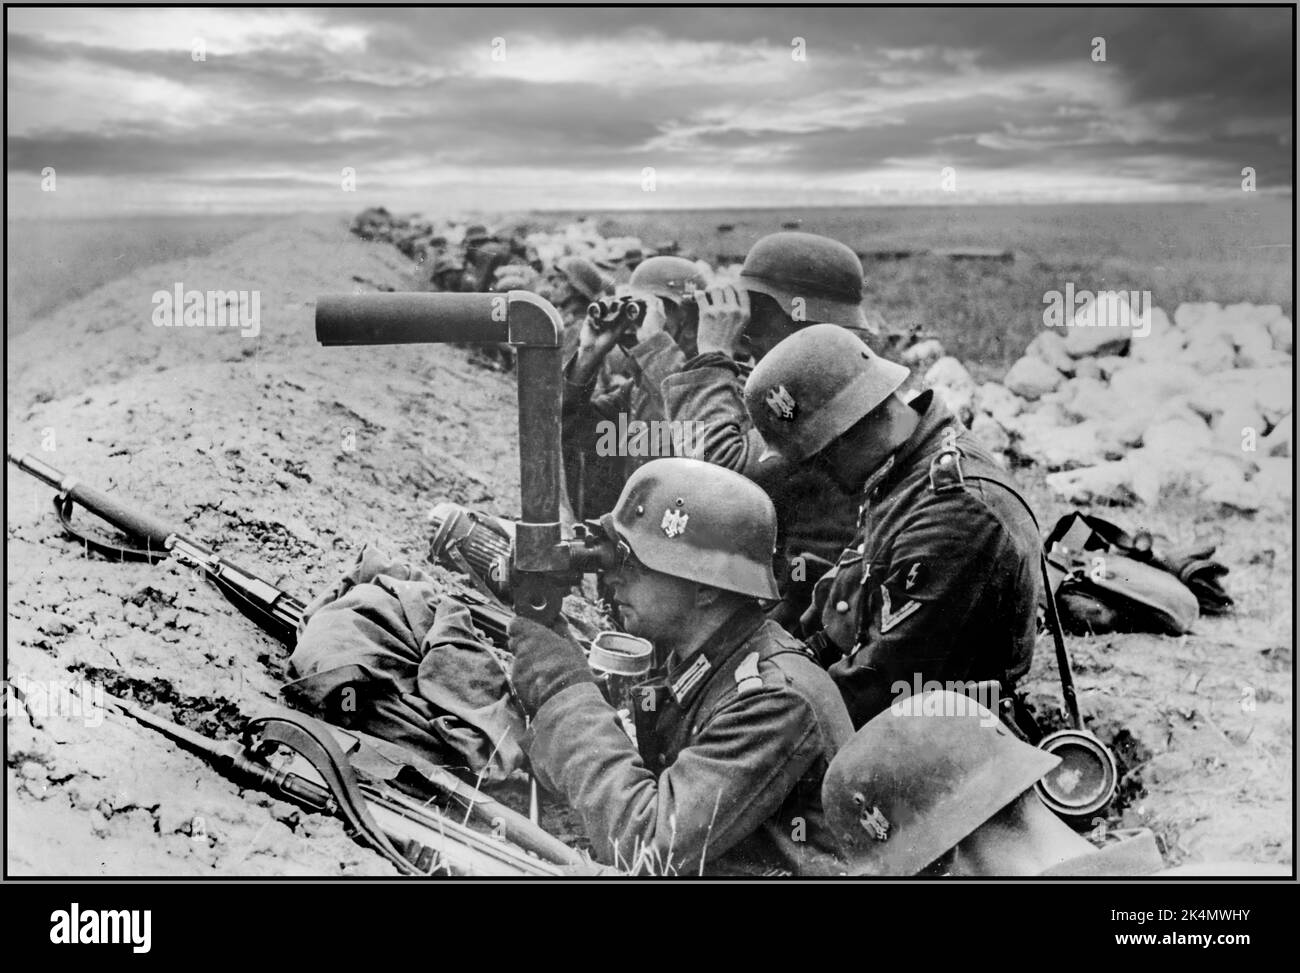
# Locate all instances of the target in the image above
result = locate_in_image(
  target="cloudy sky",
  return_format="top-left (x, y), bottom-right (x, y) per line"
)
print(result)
top-left (6, 6), bottom-right (1294, 216)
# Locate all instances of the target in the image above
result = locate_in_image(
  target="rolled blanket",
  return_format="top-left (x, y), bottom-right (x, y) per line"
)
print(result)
top-left (283, 543), bottom-right (526, 782)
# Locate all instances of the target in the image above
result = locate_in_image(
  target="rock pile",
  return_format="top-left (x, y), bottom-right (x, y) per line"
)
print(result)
top-left (917, 301), bottom-right (1293, 513)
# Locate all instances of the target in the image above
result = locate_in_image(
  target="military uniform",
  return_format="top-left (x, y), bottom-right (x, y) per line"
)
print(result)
top-left (812, 390), bottom-right (1042, 727)
top-left (561, 332), bottom-right (687, 518)
top-left (526, 604), bottom-right (853, 876)
top-left (661, 347), bottom-right (864, 570)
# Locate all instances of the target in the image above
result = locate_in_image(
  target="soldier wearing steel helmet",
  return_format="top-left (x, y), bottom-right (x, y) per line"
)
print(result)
top-left (658, 232), bottom-right (877, 622)
top-left (561, 256), bottom-right (710, 518)
top-left (820, 690), bottom-right (1289, 877)
top-left (744, 323), bottom-right (1042, 729)
top-left (508, 458), bottom-right (853, 876)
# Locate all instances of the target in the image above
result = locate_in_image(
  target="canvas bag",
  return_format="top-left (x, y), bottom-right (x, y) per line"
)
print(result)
top-left (1044, 513), bottom-right (1202, 636)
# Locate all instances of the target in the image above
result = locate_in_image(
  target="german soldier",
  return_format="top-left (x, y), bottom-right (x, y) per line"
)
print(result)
top-left (659, 233), bottom-right (878, 622)
top-left (509, 458), bottom-right (853, 875)
top-left (561, 256), bottom-right (709, 518)
top-left (745, 323), bottom-right (1042, 728)
top-left (820, 690), bottom-right (1285, 876)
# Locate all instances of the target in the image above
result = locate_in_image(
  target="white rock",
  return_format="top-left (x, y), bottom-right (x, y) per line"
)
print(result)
top-left (1024, 331), bottom-right (1075, 375)
top-left (1065, 292), bottom-right (1148, 357)
top-left (1143, 411), bottom-right (1212, 457)
top-left (1212, 405), bottom-right (1267, 454)
top-left (1130, 328), bottom-right (1189, 364)
top-left (1251, 457), bottom-right (1293, 510)
top-left (1055, 377), bottom-right (1118, 422)
top-left (1231, 322), bottom-right (1275, 368)
top-left (901, 339), bottom-right (946, 366)
top-left (1268, 315), bottom-right (1293, 354)
top-left (925, 356), bottom-right (975, 391)
top-left (1218, 367), bottom-right (1293, 417)
top-left (1143, 305), bottom-right (1174, 341)
top-left (1072, 358), bottom-right (1104, 381)
top-left (1064, 326), bottom-right (1130, 359)
top-left (1199, 468), bottom-right (1260, 512)
top-left (1174, 301), bottom-right (1223, 333)
top-left (1261, 420), bottom-right (1292, 458)
top-left (1004, 356), bottom-right (1063, 400)
top-left (970, 413), bottom-right (1011, 454)
top-left (1045, 461), bottom-right (1138, 505)
top-left (1182, 333), bottom-right (1237, 374)
top-left (931, 383), bottom-right (975, 425)
top-left (1093, 355), bottom-right (1130, 381)
top-left (975, 382), bottom-right (1023, 425)
top-left (1012, 418), bottom-right (1121, 469)
top-left (1107, 362), bottom-right (1202, 403)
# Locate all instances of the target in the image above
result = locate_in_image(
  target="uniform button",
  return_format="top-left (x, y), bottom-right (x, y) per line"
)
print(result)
top-left (835, 600), bottom-right (850, 613)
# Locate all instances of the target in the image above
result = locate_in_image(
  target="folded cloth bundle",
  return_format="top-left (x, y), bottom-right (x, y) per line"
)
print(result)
top-left (283, 543), bottom-right (526, 781)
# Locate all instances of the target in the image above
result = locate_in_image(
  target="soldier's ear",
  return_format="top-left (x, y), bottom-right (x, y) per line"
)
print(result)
top-left (694, 585), bottom-right (723, 610)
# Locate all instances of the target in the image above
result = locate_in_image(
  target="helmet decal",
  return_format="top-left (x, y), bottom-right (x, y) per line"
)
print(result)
top-left (765, 385), bottom-right (798, 421)
top-left (661, 508), bottom-right (689, 538)
top-left (851, 793), bottom-right (891, 842)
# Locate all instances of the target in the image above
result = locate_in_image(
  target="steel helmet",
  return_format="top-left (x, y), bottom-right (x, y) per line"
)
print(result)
top-left (599, 458), bottom-right (780, 601)
top-left (744, 323), bottom-right (909, 462)
top-left (822, 690), bottom-right (1062, 876)
top-left (740, 232), bottom-right (869, 329)
top-left (629, 256), bottom-right (708, 306)
top-left (555, 256), bottom-right (610, 303)
top-left (463, 223), bottom-right (491, 245)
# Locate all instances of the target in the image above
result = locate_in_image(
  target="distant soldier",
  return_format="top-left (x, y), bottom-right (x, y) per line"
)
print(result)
top-left (744, 324), bottom-right (1042, 728)
top-left (460, 224), bottom-right (513, 293)
top-left (543, 255), bottom-right (611, 338)
top-left (658, 232), bottom-right (879, 624)
top-left (821, 691), bottom-right (1289, 877)
top-left (562, 256), bottom-right (708, 518)
top-left (428, 252), bottom-right (467, 293)
top-left (509, 458), bottom-right (853, 876)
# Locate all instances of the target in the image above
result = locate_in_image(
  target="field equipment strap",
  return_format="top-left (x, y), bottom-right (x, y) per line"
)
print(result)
top-left (55, 492), bottom-right (170, 563)
top-left (243, 715), bottom-right (430, 875)
top-left (957, 475), bottom-right (1082, 731)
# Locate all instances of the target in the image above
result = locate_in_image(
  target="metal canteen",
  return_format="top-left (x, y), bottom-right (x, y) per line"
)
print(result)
top-left (1035, 727), bottom-right (1119, 820)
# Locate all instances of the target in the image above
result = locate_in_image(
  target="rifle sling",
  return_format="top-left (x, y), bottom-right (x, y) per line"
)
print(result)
top-left (244, 715), bottom-right (427, 875)
top-left (55, 493), bottom-right (170, 563)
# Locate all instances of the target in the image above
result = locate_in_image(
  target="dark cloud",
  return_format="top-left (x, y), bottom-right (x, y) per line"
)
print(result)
top-left (5, 7), bottom-right (1292, 206)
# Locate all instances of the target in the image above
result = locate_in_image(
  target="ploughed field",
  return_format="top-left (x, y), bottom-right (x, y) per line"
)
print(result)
top-left (4, 206), bottom-right (1292, 875)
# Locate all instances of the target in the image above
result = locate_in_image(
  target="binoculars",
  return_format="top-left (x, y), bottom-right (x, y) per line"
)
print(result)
top-left (586, 297), bottom-right (647, 346)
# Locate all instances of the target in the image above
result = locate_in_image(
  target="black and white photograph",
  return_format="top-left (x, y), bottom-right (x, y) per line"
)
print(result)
top-left (3, 1), bottom-right (1295, 926)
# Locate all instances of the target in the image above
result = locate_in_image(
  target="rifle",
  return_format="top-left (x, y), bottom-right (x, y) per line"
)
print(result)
top-left (69, 684), bottom-right (578, 876)
top-left (7, 450), bottom-right (583, 862)
top-left (7, 450), bottom-right (510, 647)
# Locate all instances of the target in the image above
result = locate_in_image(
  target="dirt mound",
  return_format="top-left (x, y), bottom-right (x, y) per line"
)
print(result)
top-left (6, 215), bottom-right (535, 875)
top-left (5, 215), bottom-right (1291, 875)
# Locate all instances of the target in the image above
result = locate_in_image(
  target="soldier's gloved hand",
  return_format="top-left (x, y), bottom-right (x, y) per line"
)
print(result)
top-left (509, 616), bottom-right (596, 717)
top-left (695, 284), bottom-right (751, 358)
